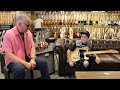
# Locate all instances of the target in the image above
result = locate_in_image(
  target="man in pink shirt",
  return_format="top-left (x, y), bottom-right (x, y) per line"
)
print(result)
top-left (2, 14), bottom-right (50, 79)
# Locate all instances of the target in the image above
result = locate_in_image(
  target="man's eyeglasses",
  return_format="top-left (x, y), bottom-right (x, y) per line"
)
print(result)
top-left (23, 23), bottom-right (30, 27)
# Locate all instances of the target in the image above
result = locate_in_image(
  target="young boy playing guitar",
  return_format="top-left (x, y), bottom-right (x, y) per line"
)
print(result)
top-left (67, 30), bottom-right (101, 71)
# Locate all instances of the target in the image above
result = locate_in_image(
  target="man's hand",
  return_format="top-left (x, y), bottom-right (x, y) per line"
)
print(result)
top-left (69, 60), bottom-right (74, 67)
top-left (30, 59), bottom-right (36, 70)
top-left (23, 61), bottom-right (32, 70)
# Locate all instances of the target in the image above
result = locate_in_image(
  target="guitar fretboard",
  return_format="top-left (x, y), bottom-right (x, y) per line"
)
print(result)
top-left (85, 50), bottom-right (118, 55)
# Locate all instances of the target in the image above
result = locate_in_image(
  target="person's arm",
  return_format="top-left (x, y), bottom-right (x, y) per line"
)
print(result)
top-left (67, 41), bottom-right (76, 61)
top-left (88, 41), bottom-right (101, 64)
top-left (5, 53), bottom-right (32, 69)
top-left (2, 32), bottom-right (26, 64)
top-left (5, 53), bottom-right (31, 69)
top-left (5, 53), bottom-right (26, 65)
top-left (2, 32), bottom-right (31, 69)
top-left (29, 32), bottom-right (37, 69)
top-left (30, 31), bottom-right (36, 59)
top-left (67, 49), bottom-right (74, 67)
top-left (30, 47), bottom-right (36, 60)
top-left (67, 41), bottom-right (76, 67)
top-left (30, 46), bottom-right (37, 69)
top-left (67, 49), bottom-right (72, 62)
top-left (94, 54), bottom-right (101, 64)
top-left (89, 43), bottom-right (101, 64)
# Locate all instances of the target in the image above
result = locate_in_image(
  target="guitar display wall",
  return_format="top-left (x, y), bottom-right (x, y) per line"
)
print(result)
top-left (34, 11), bottom-right (120, 40)
top-left (0, 11), bottom-right (120, 47)
top-left (39, 25), bottom-right (120, 40)
top-left (0, 11), bottom-right (31, 25)
top-left (36, 11), bottom-right (120, 26)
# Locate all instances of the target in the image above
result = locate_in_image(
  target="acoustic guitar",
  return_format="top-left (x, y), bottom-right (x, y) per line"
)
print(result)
top-left (70, 46), bottom-right (119, 62)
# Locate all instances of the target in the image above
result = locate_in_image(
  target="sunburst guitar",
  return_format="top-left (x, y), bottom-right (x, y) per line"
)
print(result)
top-left (70, 46), bottom-right (119, 63)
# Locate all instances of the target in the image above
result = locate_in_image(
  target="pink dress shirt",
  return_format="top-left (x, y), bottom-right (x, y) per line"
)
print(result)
top-left (2, 26), bottom-right (35, 65)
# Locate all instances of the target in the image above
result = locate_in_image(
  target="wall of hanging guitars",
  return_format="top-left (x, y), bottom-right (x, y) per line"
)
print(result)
top-left (34, 11), bottom-right (120, 26)
top-left (39, 25), bottom-right (120, 40)
top-left (1, 11), bottom-right (120, 47)
top-left (0, 11), bottom-right (31, 25)
top-left (33, 11), bottom-right (120, 40)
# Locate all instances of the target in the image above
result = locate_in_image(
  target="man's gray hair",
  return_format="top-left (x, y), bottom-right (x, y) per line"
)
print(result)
top-left (16, 14), bottom-right (31, 24)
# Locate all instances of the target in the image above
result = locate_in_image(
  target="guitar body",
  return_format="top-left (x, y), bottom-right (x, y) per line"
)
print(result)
top-left (70, 46), bottom-right (89, 62)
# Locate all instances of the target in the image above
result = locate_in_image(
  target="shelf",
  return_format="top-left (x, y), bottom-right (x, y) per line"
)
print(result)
top-left (41, 24), bottom-right (120, 29)
top-left (0, 25), bottom-right (13, 30)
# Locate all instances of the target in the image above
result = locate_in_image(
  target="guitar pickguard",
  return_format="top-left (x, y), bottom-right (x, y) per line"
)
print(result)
top-left (70, 46), bottom-right (89, 62)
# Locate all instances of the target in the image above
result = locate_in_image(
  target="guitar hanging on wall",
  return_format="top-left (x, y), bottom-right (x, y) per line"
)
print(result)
top-left (70, 46), bottom-right (119, 63)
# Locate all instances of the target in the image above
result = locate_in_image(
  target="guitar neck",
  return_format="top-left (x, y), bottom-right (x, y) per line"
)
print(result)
top-left (85, 50), bottom-right (111, 55)
top-left (70, 49), bottom-right (118, 63)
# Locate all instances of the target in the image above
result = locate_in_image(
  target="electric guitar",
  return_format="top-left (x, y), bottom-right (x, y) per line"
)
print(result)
top-left (70, 46), bottom-right (119, 62)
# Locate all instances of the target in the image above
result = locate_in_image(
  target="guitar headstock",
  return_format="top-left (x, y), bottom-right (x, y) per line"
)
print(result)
top-left (108, 50), bottom-right (119, 54)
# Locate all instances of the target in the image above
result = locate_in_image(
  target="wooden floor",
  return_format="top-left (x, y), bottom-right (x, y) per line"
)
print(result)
top-left (75, 71), bottom-right (120, 79)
